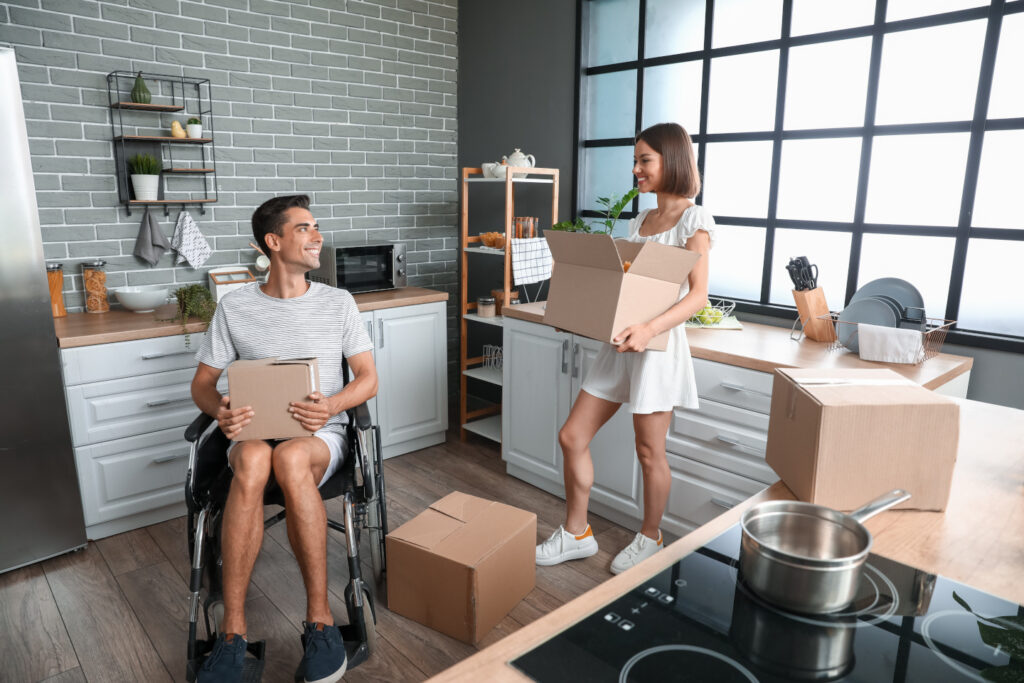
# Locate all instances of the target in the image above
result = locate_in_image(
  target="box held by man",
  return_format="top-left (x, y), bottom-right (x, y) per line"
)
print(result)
top-left (227, 357), bottom-right (320, 441)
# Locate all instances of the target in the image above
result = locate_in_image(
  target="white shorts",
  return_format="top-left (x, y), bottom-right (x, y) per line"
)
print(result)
top-left (228, 428), bottom-right (346, 488)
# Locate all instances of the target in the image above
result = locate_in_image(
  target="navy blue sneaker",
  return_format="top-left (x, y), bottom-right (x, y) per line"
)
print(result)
top-left (197, 633), bottom-right (246, 683)
top-left (300, 622), bottom-right (347, 683)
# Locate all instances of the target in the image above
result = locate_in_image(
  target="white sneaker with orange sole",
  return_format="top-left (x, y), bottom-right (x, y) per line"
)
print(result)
top-left (535, 525), bottom-right (599, 566)
top-left (610, 531), bottom-right (663, 574)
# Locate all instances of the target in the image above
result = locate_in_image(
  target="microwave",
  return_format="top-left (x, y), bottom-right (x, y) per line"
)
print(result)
top-left (308, 242), bottom-right (407, 293)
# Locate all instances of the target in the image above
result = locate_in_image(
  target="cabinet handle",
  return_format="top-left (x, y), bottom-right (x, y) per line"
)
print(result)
top-left (365, 320), bottom-right (373, 339)
top-left (561, 339), bottom-right (569, 374)
top-left (142, 350), bottom-right (195, 360)
top-left (719, 380), bottom-right (773, 398)
top-left (146, 397), bottom-right (192, 408)
top-left (378, 319), bottom-right (384, 349)
top-left (572, 343), bottom-right (580, 378)
top-left (711, 497), bottom-right (741, 510)
top-left (716, 434), bottom-right (763, 455)
top-left (154, 452), bottom-right (188, 464)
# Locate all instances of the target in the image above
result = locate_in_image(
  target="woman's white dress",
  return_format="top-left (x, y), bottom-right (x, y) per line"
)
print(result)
top-left (579, 205), bottom-right (716, 414)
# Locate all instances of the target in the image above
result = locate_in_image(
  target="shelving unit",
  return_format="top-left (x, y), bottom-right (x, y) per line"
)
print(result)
top-left (459, 166), bottom-right (559, 442)
top-left (106, 71), bottom-right (218, 216)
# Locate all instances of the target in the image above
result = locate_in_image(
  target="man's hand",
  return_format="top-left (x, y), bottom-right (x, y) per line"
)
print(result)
top-left (290, 392), bottom-right (331, 433)
top-left (614, 322), bottom-right (657, 353)
top-left (216, 395), bottom-right (253, 440)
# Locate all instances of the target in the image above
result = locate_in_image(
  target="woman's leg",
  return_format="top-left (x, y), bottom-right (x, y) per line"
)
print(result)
top-left (632, 410), bottom-right (673, 539)
top-left (559, 391), bottom-right (622, 534)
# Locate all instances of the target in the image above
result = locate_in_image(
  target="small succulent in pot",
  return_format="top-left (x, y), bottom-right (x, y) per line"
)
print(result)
top-left (186, 117), bottom-right (203, 139)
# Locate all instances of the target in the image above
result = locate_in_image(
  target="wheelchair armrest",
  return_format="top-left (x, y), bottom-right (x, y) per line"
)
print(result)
top-left (185, 412), bottom-right (215, 443)
top-left (349, 401), bottom-right (372, 430)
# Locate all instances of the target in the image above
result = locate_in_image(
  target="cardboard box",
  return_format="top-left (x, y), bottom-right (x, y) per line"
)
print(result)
top-left (542, 230), bottom-right (701, 351)
top-left (227, 357), bottom-right (319, 441)
top-left (386, 492), bottom-right (537, 643)
top-left (765, 368), bottom-right (960, 511)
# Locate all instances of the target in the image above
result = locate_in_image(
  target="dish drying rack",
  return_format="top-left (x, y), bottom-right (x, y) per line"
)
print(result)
top-left (815, 311), bottom-right (955, 365)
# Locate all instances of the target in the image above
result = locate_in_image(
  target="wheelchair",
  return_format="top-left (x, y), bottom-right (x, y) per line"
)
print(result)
top-left (183, 375), bottom-right (388, 682)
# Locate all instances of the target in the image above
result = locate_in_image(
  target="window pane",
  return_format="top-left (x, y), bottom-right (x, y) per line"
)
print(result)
top-left (583, 71), bottom-right (637, 140)
top-left (642, 62), bottom-right (703, 133)
top-left (709, 225), bottom-right (765, 301)
top-left (712, 0), bottom-right (783, 48)
top-left (791, 0), bottom-right (875, 36)
top-left (973, 130), bottom-right (1024, 230)
top-left (958, 239), bottom-right (1024, 336)
top-left (645, 0), bottom-right (705, 58)
top-left (875, 20), bottom-right (986, 125)
top-left (777, 138), bottom-right (862, 222)
top-left (859, 234), bottom-right (955, 319)
top-left (586, 0), bottom-right (639, 67)
top-left (707, 51), bottom-right (779, 134)
top-left (702, 141), bottom-right (774, 218)
top-left (988, 13), bottom-right (1024, 119)
top-left (769, 228), bottom-right (852, 311)
top-left (784, 37), bottom-right (872, 130)
top-left (582, 146), bottom-right (635, 212)
top-left (886, 0), bottom-right (987, 22)
top-left (865, 133), bottom-right (970, 226)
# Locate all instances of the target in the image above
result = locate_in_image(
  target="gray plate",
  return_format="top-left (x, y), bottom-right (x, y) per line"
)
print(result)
top-left (850, 278), bottom-right (925, 318)
top-left (837, 298), bottom-right (898, 353)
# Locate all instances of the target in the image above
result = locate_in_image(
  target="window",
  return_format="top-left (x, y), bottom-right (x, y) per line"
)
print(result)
top-left (576, 0), bottom-right (1024, 350)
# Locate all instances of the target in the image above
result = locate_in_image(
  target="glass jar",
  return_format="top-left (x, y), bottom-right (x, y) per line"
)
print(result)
top-left (477, 296), bottom-right (496, 318)
top-left (46, 263), bottom-right (67, 318)
top-left (81, 260), bottom-right (109, 313)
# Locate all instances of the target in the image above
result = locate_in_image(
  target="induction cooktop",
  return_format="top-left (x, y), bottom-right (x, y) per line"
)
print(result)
top-left (512, 525), bottom-right (1024, 682)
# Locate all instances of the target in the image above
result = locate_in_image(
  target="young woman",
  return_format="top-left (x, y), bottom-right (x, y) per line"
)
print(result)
top-left (536, 122), bottom-right (715, 574)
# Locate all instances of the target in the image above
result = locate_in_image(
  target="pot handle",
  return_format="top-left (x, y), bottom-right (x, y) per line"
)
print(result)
top-left (849, 489), bottom-right (911, 524)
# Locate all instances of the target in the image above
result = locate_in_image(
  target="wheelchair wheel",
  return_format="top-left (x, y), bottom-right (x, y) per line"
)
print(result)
top-left (362, 590), bottom-right (378, 656)
top-left (366, 475), bottom-right (387, 589)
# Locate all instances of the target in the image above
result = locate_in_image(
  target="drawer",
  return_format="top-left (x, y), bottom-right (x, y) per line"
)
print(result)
top-left (62, 333), bottom-right (205, 386)
top-left (66, 368), bottom-right (198, 447)
top-left (75, 427), bottom-right (192, 526)
top-left (693, 358), bottom-right (774, 414)
top-left (667, 399), bottom-right (777, 484)
top-left (661, 454), bottom-right (767, 538)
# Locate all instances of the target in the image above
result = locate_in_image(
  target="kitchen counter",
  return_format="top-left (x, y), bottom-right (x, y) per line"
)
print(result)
top-left (52, 286), bottom-right (449, 348)
top-left (502, 301), bottom-right (972, 391)
top-left (433, 396), bottom-right (1024, 681)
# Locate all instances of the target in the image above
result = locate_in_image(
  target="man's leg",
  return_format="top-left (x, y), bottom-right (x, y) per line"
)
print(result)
top-left (271, 437), bottom-right (332, 624)
top-left (221, 440), bottom-right (274, 637)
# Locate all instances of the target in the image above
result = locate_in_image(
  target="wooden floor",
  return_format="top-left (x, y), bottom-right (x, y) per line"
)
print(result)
top-left (0, 434), bottom-right (632, 683)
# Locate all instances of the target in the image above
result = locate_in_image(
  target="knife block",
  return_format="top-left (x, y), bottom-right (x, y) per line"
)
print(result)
top-left (792, 288), bottom-right (837, 342)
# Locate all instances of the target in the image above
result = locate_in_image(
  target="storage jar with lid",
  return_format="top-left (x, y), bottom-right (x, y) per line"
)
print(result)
top-left (81, 260), bottom-right (109, 313)
top-left (46, 263), bottom-right (67, 318)
top-left (477, 296), bottom-right (496, 318)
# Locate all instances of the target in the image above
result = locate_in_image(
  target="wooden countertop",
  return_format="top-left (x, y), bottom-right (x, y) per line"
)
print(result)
top-left (53, 287), bottom-right (448, 348)
top-left (501, 301), bottom-right (972, 390)
top-left (433, 396), bottom-right (1024, 682)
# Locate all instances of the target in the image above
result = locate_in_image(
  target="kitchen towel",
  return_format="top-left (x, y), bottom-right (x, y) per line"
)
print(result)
top-left (172, 209), bottom-right (212, 269)
top-left (510, 237), bottom-right (552, 286)
top-left (132, 206), bottom-right (172, 266)
top-left (857, 323), bottom-right (926, 364)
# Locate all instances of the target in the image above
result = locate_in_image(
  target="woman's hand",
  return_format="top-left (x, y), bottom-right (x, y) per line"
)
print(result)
top-left (290, 392), bottom-right (331, 432)
top-left (614, 322), bottom-right (657, 353)
top-left (215, 395), bottom-right (253, 440)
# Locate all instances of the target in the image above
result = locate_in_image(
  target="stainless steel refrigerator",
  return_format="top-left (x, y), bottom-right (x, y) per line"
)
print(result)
top-left (0, 46), bottom-right (87, 573)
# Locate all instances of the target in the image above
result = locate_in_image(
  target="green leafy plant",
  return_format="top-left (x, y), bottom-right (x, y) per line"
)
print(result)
top-left (953, 591), bottom-right (1024, 682)
top-left (187, 117), bottom-right (201, 125)
top-left (128, 153), bottom-right (161, 175)
top-left (552, 187), bottom-right (639, 235)
top-left (168, 283), bottom-right (216, 346)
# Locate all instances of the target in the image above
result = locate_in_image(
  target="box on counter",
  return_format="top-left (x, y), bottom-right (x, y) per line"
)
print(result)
top-left (542, 230), bottom-right (701, 351)
top-left (226, 357), bottom-right (319, 441)
top-left (386, 492), bottom-right (537, 643)
top-left (766, 368), bottom-right (960, 511)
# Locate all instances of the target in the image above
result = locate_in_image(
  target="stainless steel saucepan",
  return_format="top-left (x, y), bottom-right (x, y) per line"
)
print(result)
top-left (738, 489), bottom-right (911, 614)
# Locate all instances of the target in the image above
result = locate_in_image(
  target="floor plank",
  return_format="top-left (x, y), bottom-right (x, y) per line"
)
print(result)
top-left (0, 563), bottom-right (78, 681)
top-left (42, 543), bottom-right (172, 683)
top-left (115, 561), bottom-right (190, 679)
top-left (96, 527), bottom-right (167, 576)
top-left (39, 667), bottom-right (87, 683)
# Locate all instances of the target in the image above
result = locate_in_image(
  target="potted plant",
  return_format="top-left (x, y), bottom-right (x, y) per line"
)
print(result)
top-left (186, 117), bottom-right (203, 139)
top-left (167, 283), bottom-right (217, 345)
top-left (128, 153), bottom-right (161, 201)
top-left (552, 187), bottom-right (639, 235)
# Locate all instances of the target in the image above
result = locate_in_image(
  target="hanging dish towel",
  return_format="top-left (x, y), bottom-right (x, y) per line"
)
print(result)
top-left (510, 237), bottom-right (552, 286)
top-left (172, 209), bottom-right (212, 269)
top-left (133, 206), bottom-right (172, 266)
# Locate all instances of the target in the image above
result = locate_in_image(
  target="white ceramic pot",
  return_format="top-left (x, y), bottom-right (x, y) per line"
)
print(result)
top-left (186, 123), bottom-right (203, 139)
top-left (130, 173), bottom-right (160, 201)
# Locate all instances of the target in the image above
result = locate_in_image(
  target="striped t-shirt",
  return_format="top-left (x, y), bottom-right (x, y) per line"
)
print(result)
top-left (195, 282), bottom-right (373, 432)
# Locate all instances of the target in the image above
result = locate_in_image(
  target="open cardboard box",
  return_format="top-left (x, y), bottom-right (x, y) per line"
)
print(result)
top-left (227, 357), bottom-right (319, 441)
top-left (542, 230), bottom-right (701, 351)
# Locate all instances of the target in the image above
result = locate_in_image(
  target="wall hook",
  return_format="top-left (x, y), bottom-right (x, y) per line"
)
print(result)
top-left (163, 203), bottom-right (170, 218)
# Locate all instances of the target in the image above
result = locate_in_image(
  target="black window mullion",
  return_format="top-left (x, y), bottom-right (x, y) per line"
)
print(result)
top-left (633, 0), bottom-right (647, 214)
top-left (945, 0), bottom-right (1005, 326)
top-left (570, 0), bottom-right (584, 223)
top-left (695, 0), bottom-right (714, 207)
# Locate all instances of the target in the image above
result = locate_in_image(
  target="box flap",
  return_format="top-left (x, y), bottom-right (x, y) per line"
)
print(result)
top-left (273, 358), bottom-right (319, 394)
top-left (616, 239), bottom-right (702, 285)
top-left (545, 230), bottom-right (623, 272)
top-left (779, 368), bottom-right (953, 407)
top-left (386, 508), bottom-right (464, 550)
top-left (430, 492), bottom-right (494, 522)
top-left (434, 502), bottom-right (537, 567)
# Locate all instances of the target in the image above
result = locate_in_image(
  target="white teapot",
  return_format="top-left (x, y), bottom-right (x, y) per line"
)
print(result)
top-left (502, 148), bottom-right (536, 177)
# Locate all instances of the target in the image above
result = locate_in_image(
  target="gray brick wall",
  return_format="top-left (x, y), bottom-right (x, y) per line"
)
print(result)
top-left (1, 0), bottom-right (459, 391)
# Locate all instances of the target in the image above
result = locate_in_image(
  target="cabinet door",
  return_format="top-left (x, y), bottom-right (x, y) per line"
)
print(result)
top-left (572, 336), bottom-right (642, 517)
top-left (502, 318), bottom-right (572, 485)
top-left (355, 311), bottom-right (378, 425)
top-left (373, 302), bottom-right (448, 451)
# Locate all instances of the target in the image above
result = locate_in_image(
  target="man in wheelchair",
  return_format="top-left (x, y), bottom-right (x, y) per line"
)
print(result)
top-left (190, 195), bottom-right (377, 683)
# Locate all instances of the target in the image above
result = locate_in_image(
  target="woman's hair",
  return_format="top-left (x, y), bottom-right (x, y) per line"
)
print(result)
top-left (251, 194), bottom-right (310, 254)
top-left (635, 123), bottom-right (701, 198)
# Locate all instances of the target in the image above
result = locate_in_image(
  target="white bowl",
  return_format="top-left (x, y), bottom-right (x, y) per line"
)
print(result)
top-left (113, 285), bottom-right (170, 313)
